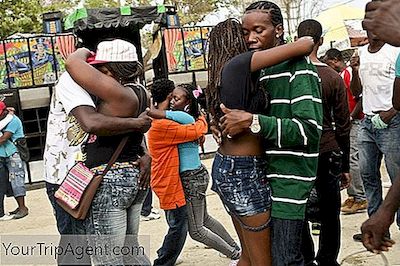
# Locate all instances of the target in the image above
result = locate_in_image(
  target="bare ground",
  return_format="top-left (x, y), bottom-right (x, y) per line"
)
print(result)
top-left (1, 158), bottom-right (399, 265)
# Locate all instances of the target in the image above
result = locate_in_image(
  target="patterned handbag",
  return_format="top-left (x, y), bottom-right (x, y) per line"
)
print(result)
top-left (55, 136), bottom-right (128, 220)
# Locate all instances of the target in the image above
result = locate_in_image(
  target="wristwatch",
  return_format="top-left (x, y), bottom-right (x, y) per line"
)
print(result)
top-left (249, 114), bottom-right (261, 134)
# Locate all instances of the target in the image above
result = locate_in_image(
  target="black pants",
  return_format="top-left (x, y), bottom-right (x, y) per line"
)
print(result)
top-left (302, 151), bottom-right (341, 266)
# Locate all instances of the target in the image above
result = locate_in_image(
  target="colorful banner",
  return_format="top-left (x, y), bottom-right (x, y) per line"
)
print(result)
top-left (164, 26), bottom-right (211, 73)
top-left (29, 37), bottom-right (57, 86)
top-left (1, 39), bottom-right (32, 89)
top-left (0, 34), bottom-right (75, 90)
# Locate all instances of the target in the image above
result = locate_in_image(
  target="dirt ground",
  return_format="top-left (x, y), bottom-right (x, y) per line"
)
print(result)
top-left (1, 158), bottom-right (399, 265)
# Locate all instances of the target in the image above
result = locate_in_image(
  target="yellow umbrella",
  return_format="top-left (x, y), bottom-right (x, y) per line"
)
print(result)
top-left (316, 4), bottom-right (365, 56)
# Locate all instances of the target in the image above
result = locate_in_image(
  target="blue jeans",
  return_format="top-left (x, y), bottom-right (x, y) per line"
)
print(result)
top-left (46, 182), bottom-right (75, 234)
top-left (181, 165), bottom-right (239, 259)
top-left (347, 120), bottom-right (366, 201)
top-left (272, 218), bottom-right (305, 266)
top-left (0, 159), bottom-right (10, 217)
top-left (46, 182), bottom-right (90, 265)
top-left (85, 163), bottom-right (150, 265)
top-left (358, 114), bottom-right (400, 227)
top-left (154, 205), bottom-right (188, 266)
top-left (0, 153), bottom-right (26, 200)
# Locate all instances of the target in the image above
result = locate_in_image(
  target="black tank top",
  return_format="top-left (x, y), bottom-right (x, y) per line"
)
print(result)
top-left (84, 84), bottom-right (147, 169)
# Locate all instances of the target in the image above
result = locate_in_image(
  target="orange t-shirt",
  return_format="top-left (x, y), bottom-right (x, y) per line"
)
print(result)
top-left (148, 116), bottom-right (208, 210)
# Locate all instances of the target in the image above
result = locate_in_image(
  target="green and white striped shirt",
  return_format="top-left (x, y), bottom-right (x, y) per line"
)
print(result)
top-left (259, 56), bottom-right (323, 220)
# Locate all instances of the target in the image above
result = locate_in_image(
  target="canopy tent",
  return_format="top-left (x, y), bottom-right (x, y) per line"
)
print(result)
top-left (63, 5), bottom-right (171, 51)
top-left (316, 4), bottom-right (366, 56)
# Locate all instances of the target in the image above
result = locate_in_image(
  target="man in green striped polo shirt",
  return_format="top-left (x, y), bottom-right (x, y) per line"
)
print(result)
top-left (219, 35), bottom-right (322, 266)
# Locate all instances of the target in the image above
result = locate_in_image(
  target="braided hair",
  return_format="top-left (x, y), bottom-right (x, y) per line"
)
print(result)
top-left (245, 1), bottom-right (285, 45)
top-left (206, 18), bottom-right (248, 121)
top-left (175, 83), bottom-right (200, 119)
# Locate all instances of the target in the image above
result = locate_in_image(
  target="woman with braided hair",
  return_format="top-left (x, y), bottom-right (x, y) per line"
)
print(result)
top-left (207, 8), bottom-right (314, 265)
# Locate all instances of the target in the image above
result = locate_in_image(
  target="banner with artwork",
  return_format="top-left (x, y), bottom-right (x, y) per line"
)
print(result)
top-left (0, 34), bottom-right (76, 90)
top-left (163, 26), bottom-right (211, 73)
top-left (29, 37), bottom-right (58, 86)
top-left (0, 39), bottom-right (33, 89)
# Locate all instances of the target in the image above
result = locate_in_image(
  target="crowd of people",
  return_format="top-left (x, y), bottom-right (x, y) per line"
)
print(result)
top-left (1, 0), bottom-right (400, 265)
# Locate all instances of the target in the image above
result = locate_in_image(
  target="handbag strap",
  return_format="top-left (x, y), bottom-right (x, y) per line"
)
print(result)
top-left (101, 136), bottom-right (129, 176)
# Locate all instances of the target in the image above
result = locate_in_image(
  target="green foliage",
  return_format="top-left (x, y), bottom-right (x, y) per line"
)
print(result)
top-left (0, 0), bottom-right (43, 38)
top-left (0, 0), bottom-right (228, 39)
top-left (167, 0), bottom-right (232, 25)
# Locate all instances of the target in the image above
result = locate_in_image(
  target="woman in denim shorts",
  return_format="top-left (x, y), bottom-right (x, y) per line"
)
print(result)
top-left (206, 18), bottom-right (314, 265)
top-left (149, 83), bottom-right (241, 260)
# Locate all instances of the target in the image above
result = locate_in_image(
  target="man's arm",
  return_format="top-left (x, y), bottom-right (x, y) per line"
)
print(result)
top-left (333, 77), bottom-right (352, 189)
top-left (334, 78), bottom-right (351, 172)
top-left (362, 0), bottom-right (400, 47)
top-left (71, 106), bottom-right (151, 136)
top-left (58, 73), bottom-right (151, 136)
top-left (0, 131), bottom-right (13, 145)
top-left (394, 54), bottom-right (400, 110)
top-left (136, 138), bottom-right (151, 190)
top-left (66, 48), bottom-right (136, 117)
top-left (350, 55), bottom-right (362, 97)
top-left (165, 111), bottom-right (195, 124)
top-left (0, 114), bottom-right (13, 131)
top-left (394, 78), bottom-right (400, 111)
top-left (350, 99), bottom-right (363, 120)
top-left (220, 62), bottom-right (322, 148)
top-left (361, 174), bottom-right (400, 252)
top-left (151, 116), bottom-right (208, 145)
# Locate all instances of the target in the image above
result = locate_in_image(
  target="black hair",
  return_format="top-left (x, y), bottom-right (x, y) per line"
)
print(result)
top-left (298, 19), bottom-right (323, 44)
top-left (150, 78), bottom-right (175, 104)
top-left (175, 83), bottom-right (200, 119)
top-left (206, 18), bottom-right (248, 120)
top-left (103, 62), bottom-right (144, 84)
top-left (324, 48), bottom-right (343, 62)
top-left (245, 1), bottom-right (285, 45)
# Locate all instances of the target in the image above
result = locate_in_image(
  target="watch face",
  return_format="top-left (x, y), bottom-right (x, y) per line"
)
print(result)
top-left (251, 124), bottom-right (261, 133)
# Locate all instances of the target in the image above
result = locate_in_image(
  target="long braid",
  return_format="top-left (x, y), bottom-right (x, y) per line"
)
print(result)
top-left (206, 18), bottom-right (247, 123)
top-left (245, 1), bottom-right (285, 45)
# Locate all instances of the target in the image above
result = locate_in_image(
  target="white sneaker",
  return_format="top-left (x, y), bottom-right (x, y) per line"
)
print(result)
top-left (175, 257), bottom-right (183, 265)
top-left (151, 207), bottom-right (160, 214)
top-left (228, 259), bottom-right (239, 266)
top-left (140, 212), bottom-right (161, 221)
top-left (0, 214), bottom-right (14, 221)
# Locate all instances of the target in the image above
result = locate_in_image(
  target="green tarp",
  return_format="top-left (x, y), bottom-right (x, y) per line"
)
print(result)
top-left (64, 6), bottom-right (165, 31)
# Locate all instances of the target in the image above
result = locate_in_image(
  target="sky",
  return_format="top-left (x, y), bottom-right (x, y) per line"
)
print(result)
top-left (198, 0), bottom-right (369, 26)
top-left (323, 0), bottom-right (368, 9)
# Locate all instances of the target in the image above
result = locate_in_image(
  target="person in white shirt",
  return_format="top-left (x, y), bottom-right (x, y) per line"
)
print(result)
top-left (44, 71), bottom-right (151, 236)
top-left (350, 29), bottom-right (400, 242)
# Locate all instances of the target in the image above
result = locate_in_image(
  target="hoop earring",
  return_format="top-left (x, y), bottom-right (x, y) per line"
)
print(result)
top-left (184, 104), bottom-right (190, 112)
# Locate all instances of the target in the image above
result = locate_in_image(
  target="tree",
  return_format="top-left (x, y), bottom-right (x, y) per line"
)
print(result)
top-left (278, 0), bottom-right (322, 37)
top-left (0, 0), bottom-right (228, 39)
top-left (165, 0), bottom-right (235, 25)
top-left (0, 0), bottom-right (43, 38)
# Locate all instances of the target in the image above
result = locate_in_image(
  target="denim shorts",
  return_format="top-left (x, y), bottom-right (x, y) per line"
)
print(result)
top-left (8, 152), bottom-right (26, 197)
top-left (211, 152), bottom-right (271, 217)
